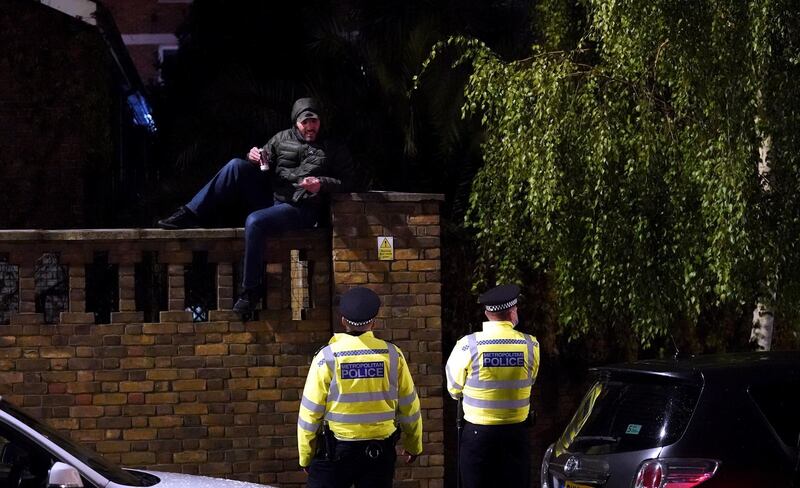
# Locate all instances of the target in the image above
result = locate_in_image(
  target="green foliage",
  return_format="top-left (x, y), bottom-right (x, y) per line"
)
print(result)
top-left (423, 0), bottom-right (800, 345)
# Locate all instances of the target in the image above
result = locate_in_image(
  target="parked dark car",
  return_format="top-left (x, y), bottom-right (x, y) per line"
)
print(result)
top-left (541, 351), bottom-right (800, 488)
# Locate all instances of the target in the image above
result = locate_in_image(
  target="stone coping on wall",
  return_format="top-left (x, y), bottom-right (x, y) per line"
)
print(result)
top-left (0, 228), bottom-right (244, 241)
top-left (0, 192), bottom-right (445, 241)
top-left (332, 191), bottom-right (445, 202)
top-left (0, 228), bottom-right (325, 241)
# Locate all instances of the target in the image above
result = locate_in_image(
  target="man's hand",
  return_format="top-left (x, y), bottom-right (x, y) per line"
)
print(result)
top-left (247, 146), bottom-right (262, 164)
top-left (402, 450), bottom-right (418, 464)
top-left (302, 467), bottom-right (308, 474)
top-left (299, 176), bottom-right (322, 193)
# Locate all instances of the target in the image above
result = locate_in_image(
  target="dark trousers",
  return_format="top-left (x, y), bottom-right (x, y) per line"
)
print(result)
top-left (187, 158), bottom-right (273, 224)
top-left (186, 158), bottom-right (318, 289)
top-left (459, 421), bottom-right (530, 488)
top-left (307, 439), bottom-right (398, 488)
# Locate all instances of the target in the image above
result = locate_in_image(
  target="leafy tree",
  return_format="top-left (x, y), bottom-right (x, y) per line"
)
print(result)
top-left (420, 0), bottom-right (800, 347)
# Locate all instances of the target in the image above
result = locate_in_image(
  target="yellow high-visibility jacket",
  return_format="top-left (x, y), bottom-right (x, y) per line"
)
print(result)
top-left (297, 331), bottom-right (423, 467)
top-left (445, 321), bottom-right (540, 425)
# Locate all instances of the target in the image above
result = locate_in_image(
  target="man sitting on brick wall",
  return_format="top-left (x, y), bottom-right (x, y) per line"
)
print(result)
top-left (157, 97), bottom-right (354, 314)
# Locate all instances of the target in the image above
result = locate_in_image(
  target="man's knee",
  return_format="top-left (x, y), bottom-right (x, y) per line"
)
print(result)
top-left (224, 157), bottom-right (251, 174)
top-left (245, 209), bottom-right (278, 232)
top-left (245, 212), bottom-right (263, 231)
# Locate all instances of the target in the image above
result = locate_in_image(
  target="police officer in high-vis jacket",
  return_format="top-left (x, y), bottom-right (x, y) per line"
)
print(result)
top-left (445, 284), bottom-right (540, 488)
top-left (298, 287), bottom-right (423, 488)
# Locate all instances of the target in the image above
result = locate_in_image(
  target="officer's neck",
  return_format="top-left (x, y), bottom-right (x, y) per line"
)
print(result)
top-left (343, 325), bottom-right (374, 336)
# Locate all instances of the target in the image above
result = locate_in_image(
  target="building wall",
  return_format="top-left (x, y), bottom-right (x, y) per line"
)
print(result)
top-left (103, 0), bottom-right (191, 85)
top-left (0, 0), bottom-right (114, 229)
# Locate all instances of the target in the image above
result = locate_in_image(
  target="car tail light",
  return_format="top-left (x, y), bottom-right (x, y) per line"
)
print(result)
top-left (634, 459), bottom-right (719, 488)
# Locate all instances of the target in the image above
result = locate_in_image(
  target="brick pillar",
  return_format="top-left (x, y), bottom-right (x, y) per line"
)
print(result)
top-left (159, 239), bottom-right (193, 322)
top-left (10, 258), bottom-right (44, 324)
top-left (290, 250), bottom-right (309, 320)
top-left (18, 264), bottom-right (36, 314)
top-left (112, 265), bottom-right (144, 323)
top-left (163, 263), bottom-right (192, 322)
top-left (331, 192), bottom-right (445, 487)
top-left (57, 246), bottom-right (93, 324)
top-left (217, 263), bottom-right (234, 311)
top-left (68, 266), bottom-right (86, 313)
top-left (118, 266), bottom-right (135, 312)
top-left (167, 264), bottom-right (183, 311)
top-left (60, 263), bottom-right (94, 324)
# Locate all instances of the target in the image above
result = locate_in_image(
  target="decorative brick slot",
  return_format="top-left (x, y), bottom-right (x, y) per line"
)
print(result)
top-left (0, 254), bottom-right (19, 325)
top-left (86, 251), bottom-right (119, 324)
top-left (34, 252), bottom-right (68, 324)
top-left (184, 251), bottom-right (217, 322)
top-left (134, 251), bottom-right (167, 324)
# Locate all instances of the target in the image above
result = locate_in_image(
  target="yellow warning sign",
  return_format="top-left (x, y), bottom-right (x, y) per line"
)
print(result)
top-left (378, 236), bottom-right (394, 261)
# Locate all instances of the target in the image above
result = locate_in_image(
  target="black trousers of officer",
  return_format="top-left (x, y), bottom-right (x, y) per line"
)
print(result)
top-left (459, 421), bottom-right (530, 488)
top-left (307, 437), bottom-right (397, 488)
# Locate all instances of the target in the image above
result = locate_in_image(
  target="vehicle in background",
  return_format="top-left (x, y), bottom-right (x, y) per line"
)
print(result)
top-left (541, 351), bottom-right (800, 488)
top-left (0, 396), bottom-right (272, 488)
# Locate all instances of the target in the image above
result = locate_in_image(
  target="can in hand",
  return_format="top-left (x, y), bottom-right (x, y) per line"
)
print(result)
top-left (258, 148), bottom-right (269, 171)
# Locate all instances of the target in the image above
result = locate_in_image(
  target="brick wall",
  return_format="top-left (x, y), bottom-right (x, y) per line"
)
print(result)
top-left (0, 228), bottom-right (332, 487)
top-left (331, 193), bottom-right (445, 487)
top-left (0, 192), bottom-right (444, 487)
top-left (0, 319), bottom-right (323, 485)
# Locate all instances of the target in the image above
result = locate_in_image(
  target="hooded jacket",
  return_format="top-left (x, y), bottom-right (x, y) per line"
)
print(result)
top-left (261, 98), bottom-right (353, 204)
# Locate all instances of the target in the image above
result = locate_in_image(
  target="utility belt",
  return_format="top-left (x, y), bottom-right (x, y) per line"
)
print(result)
top-left (316, 424), bottom-right (400, 461)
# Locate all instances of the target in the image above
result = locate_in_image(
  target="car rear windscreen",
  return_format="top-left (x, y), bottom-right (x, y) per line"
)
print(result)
top-left (556, 373), bottom-right (701, 455)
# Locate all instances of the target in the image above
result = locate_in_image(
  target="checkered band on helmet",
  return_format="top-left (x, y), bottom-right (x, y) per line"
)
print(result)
top-left (485, 298), bottom-right (518, 312)
top-left (344, 317), bottom-right (374, 328)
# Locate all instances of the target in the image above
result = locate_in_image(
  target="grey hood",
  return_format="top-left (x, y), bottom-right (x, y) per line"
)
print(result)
top-left (291, 97), bottom-right (321, 123)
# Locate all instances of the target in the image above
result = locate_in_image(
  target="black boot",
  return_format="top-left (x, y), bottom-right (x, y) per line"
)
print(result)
top-left (157, 206), bottom-right (201, 229)
top-left (233, 287), bottom-right (262, 314)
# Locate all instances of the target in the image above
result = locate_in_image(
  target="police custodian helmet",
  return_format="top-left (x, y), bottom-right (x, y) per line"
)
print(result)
top-left (339, 286), bottom-right (381, 328)
top-left (478, 284), bottom-right (520, 312)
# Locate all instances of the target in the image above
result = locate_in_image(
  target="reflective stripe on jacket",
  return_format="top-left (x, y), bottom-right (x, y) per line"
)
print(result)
top-left (297, 331), bottom-right (423, 467)
top-left (445, 321), bottom-right (540, 425)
